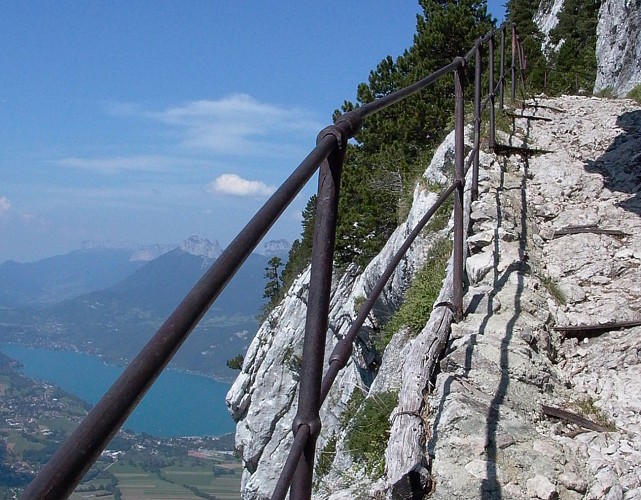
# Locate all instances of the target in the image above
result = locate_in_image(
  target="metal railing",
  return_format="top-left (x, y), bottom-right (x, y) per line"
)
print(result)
top-left (22, 22), bottom-right (526, 500)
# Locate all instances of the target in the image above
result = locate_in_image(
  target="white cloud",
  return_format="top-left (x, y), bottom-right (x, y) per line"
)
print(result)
top-left (0, 196), bottom-right (10, 215)
top-left (119, 94), bottom-right (322, 157)
top-left (207, 174), bottom-right (275, 197)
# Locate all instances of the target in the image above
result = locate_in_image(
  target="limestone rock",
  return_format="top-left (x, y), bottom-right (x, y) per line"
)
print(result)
top-left (594, 0), bottom-right (641, 97)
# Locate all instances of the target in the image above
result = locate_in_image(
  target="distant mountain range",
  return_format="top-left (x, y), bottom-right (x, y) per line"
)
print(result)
top-left (0, 236), bottom-right (290, 381)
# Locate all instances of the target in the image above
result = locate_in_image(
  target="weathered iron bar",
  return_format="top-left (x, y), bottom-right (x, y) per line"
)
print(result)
top-left (272, 426), bottom-right (310, 500)
top-left (553, 226), bottom-right (628, 238)
top-left (472, 43), bottom-right (483, 201)
top-left (453, 59), bottom-right (466, 321)
top-left (464, 30), bottom-right (495, 63)
top-left (290, 130), bottom-right (346, 500)
top-left (553, 320), bottom-right (641, 334)
top-left (505, 111), bottom-right (553, 121)
top-left (358, 60), bottom-right (461, 118)
top-left (493, 144), bottom-right (553, 157)
top-left (511, 24), bottom-right (516, 102)
top-left (541, 405), bottom-right (611, 432)
top-left (500, 26), bottom-right (506, 110)
top-left (489, 34), bottom-right (496, 149)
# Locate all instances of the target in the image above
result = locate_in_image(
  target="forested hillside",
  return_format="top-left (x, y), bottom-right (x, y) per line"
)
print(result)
top-left (280, 0), bottom-right (493, 297)
top-left (278, 0), bottom-right (604, 300)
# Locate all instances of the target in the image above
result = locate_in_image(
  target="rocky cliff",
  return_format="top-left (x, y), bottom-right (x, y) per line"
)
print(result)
top-left (594, 0), bottom-right (641, 97)
top-left (227, 95), bottom-right (641, 499)
top-left (226, 129), bottom-right (464, 499)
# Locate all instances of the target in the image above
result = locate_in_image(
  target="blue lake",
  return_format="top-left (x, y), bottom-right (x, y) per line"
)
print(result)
top-left (0, 344), bottom-right (235, 438)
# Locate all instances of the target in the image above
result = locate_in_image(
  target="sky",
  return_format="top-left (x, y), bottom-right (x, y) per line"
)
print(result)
top-left (0, 1), bottom-right (506, 263)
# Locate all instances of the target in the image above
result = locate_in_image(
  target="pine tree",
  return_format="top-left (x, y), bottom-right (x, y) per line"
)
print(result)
top-left (547, 0), bottom-right (601, 94)
top-left (283, 0), bottom-right (496, 278)
top-left (506, 0), bottom-right (547, 92)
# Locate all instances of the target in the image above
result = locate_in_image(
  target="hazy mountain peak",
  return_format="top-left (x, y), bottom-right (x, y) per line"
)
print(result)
top-left (262, 239), bottom-right (290, 257)
top-left (130, 244), bottom-right (176, 262)
top-left (179, 236), bottom-right (223, 260)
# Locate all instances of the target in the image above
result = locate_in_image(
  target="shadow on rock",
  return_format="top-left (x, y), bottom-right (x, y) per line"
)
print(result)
top-left (584, 110), bottom-right (641, 215)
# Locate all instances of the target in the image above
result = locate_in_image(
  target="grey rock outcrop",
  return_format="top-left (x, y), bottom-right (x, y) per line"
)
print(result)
top-left (594, 0), bottom-right (641, 97)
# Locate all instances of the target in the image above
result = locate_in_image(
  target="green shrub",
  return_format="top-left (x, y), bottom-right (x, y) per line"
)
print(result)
top-left (595, 86), bottom-right (615, 99)
top-left (540, 276), bottom-right (566, 305)
top-left (225, 354), bottom-right (244, 371)
top-left (315, 435), bottom-right (337, 478)
top-left (627, 84), bottom-right (641, 104)
top-left (377, 237), bottom-right (452, 351)
top-left (345, 391), bottom-right (398, 477)
top-left (340, 389), bottom-right (366, 427)
top-left (574, 397), bottom-right (616, 431)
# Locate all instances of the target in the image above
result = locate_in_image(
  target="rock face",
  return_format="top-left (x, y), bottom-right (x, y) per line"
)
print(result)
top-left (594, 0), bottom-right (641, 96)
top-left (534, 0), bottom-right (565, 51)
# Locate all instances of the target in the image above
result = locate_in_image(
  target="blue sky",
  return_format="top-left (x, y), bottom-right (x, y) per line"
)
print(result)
top-left (0, 1), bottom-right (506, 263)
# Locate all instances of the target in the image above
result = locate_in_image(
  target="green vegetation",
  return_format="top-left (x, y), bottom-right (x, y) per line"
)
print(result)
top-left (540, 275), bottom-right (566, 305)
top-left (226, 354), bottom-right (244, 371)
top-left (377, 237), bottom-right (452, 351)
top-left (627, 84), bottom-right (641, 104)
top-left (508, 0), bottom-right (602, 95)
top-left (340, 389), bottom-right (366, 427)
top-left (595, 86), bottom-right (615, 99)
top-left (315, 435), bottom-right (337, 479)
top-left (345, 391), bottom-right (398, 477)
top-left (574, 397), bottom-right (617, 431)
top-left (280, 1), bottom-right (494, 280)
top-left (258, 256), bottom-right (285, 322)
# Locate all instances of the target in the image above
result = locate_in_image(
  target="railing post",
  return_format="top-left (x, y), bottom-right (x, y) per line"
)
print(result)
top-left (519, 37), bottom-right (527, 91)
top-left (489, 34), bottom-right (496, 150)
top-left (511, 24), bottom-right (516, 103)
top-left (472, 42), bottom-right (482, 202)
top-left (289, 127), bottom-right (346, 500)
top-left (500, 27), bottom-right (505, 110)
top-left (453, 58), bottom-right (465, 322)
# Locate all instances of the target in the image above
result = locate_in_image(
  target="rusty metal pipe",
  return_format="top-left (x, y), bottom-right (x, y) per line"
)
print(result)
top-left (500, 27), bottom-right (506, 110)
top-left (358, 60), bottom-right (461, 118)
top-left (511, 24), bottom-right (516, 102)
top-left (289, 128), bottom-right (346, 500)
top-left (453, 60), bottom-right (466, 321)
top-left (489, 35), bottom-right (496, 150)
top-left (472, 44), bottom-right (482, 201)
top-left (271, 425), bottom-right (310, 500)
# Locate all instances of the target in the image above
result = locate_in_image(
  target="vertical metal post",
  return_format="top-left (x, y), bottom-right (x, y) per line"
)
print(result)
top-left (489, 35), bottom-right (496, 150)
top-left (289, 128), bottom-right (345, 500)
top-left (511, 24), bottom-right (516, 103)
top-left (453, 59), bottom-right (465, 321)
top-left (472, 43), bottom-right (482, 202)
top-left (499, 27), bottom-right (505, 110)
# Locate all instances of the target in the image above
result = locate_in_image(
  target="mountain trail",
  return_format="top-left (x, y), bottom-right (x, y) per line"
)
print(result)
top-left (429, 95), bottom-right (641, 499)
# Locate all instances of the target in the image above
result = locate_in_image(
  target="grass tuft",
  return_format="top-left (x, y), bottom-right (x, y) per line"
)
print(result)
top-left (627, 84), bottom-right (641, 104)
